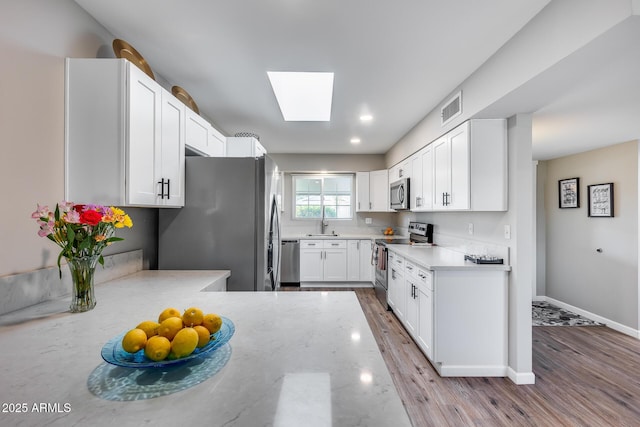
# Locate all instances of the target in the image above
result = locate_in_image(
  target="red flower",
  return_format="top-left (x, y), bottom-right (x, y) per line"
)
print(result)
top-left (74, 204), bottom-right (85, 213)
top-left (79, 210), bottom-right (102, 226)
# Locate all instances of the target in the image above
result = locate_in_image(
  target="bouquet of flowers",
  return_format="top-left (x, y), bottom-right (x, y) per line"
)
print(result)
top-left (32, 201), bottom-right (133, 276)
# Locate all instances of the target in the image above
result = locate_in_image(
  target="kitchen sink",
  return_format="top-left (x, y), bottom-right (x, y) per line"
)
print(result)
top-left (306, 233), bottom-right (340, 237)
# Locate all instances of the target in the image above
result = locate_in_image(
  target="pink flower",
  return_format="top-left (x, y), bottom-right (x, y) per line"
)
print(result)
top-left (37, 219), bottom-right (55, 237)
top-left (31, 204), bottom-right (50, 219)
top-left (64, 210), bottom-right (80, 224)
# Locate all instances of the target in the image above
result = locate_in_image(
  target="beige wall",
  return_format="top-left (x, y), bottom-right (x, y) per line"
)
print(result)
top-left (0, 1), bottom-right (158, 276)
top-left (544, 140), bottom-right (638, 328)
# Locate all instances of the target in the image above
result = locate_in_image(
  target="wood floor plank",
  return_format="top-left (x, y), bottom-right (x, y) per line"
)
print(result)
top-left (280, 286), bottom-right (640, 426)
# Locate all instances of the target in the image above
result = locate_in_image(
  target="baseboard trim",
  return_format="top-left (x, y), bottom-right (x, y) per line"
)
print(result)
top-left (507, 367), bottom-right (536, 385)
top-left (300, 282), bottom-right (374, 288)
top-left (539, 296), bottom-right (640, 339)
top-left (437, 364), bottom-right (508, 377)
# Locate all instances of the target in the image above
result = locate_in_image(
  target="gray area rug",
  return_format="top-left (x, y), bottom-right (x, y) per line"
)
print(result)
top-left (532, 301), bottom-right (604, 326)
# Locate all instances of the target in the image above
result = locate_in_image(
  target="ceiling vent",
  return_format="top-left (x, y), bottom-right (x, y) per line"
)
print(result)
top-left (441, 91), bottom-right (462, 126)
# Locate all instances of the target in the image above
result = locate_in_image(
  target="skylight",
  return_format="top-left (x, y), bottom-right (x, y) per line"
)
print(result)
top-left (267, 71), bottom-right (334, 121)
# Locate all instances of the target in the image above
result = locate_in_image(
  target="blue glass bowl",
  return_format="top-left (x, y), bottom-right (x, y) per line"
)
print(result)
top-left (101, 316), bottom-right (235, 368)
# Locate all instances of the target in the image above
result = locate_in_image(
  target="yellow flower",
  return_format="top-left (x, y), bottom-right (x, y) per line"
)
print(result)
top-left (94, 234), bottom-right (106, 242)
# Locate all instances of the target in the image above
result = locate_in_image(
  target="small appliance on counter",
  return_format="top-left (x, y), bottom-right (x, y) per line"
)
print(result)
top-left (464, 254), bottom-right (504, 264)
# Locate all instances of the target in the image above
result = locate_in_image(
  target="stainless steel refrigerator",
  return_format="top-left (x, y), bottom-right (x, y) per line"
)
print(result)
top-left (158, 156), bottom-right (281, 291)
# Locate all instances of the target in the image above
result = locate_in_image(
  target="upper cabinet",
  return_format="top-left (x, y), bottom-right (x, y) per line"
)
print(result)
top-left (432, 120), bottom-right (507, 211)
top-left (225, 137), bottom-right (266, 158)
top-left (65, 58), bottom-right (185, 207)
top-left (356, 170), bottom-right (391, 212)
top-left (397, 119), bottom-right (507, 212)
top-left (388, 158), bottom-right (411, 183)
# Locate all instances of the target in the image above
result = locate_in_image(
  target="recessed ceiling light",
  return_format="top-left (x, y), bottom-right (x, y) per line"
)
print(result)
top-left (267, 71), bottom-right (334, 121)
top-left (360, 114), bottom-right (373, 122)
top-left (350, 137), bottom-right (361, 144)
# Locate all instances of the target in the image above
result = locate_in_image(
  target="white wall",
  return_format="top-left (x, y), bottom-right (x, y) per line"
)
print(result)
top-left (543, 141), bottom-right (639, 329)
top-left (0, 0), bottom-right (158, 276)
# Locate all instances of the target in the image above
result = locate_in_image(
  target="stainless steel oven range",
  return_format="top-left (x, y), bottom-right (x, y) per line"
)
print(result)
top-left (372, 222), bottom-right (433, 309)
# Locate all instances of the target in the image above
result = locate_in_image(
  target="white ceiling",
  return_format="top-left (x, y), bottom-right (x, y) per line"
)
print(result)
top-left (73, 1), bottom-right (640, 161)
top-left (74, 0), bottom-right (551, 155)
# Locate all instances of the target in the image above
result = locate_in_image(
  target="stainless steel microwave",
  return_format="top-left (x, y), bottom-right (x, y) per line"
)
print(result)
top-left (390, 178), bottom-right (410, 210)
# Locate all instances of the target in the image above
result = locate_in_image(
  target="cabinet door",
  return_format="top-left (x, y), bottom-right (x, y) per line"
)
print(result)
top-left (411, 152), bottom-right (423, 211)
top-left (300, 248), bottom-right (323, 281)
top-left (369, 169), bottom-right (389, 211)
top-left (355, 172), bottom-right (371, 212)
top-left (185, 109), bottom-right (210, 155)
top-left (208, 126), bottom-right (226, 157)
top-left (405, 279), bottom-right (418, 338)
top-left (417, 286), bottom-right (434, 360)
top-left (323, 248), bottom-right (347, 281)
top-left (421, 145), bottom-right (434, 211)
top-left (126, 65), bottom-right (162, 206)
top-left (448, 122), bottom-right (470, 210)
top-left (432, 137), bottom-right (449, 210)
top-left (347, 240), bottom-right (360, 281)
top-left (359, 240), bottom-right (373, 282)
top-left (389, 267), bottom-right (405, 321)
top-left (160, 93), bottom-right (185, 207)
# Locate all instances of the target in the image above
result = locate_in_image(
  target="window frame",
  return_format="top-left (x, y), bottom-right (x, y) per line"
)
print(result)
top-left (291, 173), bottom-right (355, 221)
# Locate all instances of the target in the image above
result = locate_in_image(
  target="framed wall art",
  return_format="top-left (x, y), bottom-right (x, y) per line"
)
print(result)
top-left (558, 177), bottom-right (580, 208)
top-left (587, 183), bottom-right (614, 217)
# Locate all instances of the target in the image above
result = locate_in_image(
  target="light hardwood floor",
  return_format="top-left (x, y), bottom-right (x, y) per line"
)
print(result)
top-left (281, 286), bottom-right (640, 427)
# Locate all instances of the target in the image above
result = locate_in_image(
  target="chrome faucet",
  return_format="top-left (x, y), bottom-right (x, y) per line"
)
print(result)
top-left (321, 206), bottom-right (328, 234)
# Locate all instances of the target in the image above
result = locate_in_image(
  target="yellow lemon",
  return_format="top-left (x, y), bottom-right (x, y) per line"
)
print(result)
top-left (182, 307), bottom-right (204, 327)
top-left (158, 307), bottom-right (181, 323)
top-left (202, 313), bottom-right (223, 334)
top-left (193, 325), bottom-right (211, 348)
top-left (136, 320), bottom-right (160, 339)
top-left (170, 327), bottom-right (199, 358)
top-left (121, 328), bottom-right (147, 353)
top-left (144, 336), bottom-right (171, 362)
top-left (157, 316), bottom-right (183, 340)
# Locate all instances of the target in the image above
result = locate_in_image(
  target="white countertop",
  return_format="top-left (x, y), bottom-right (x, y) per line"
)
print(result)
top-left (0, 271), bottom-right (410, 427)
top-left (386, 244), bottom-right (511, 271)
top-left (283, 233), bottom-right (405, 240)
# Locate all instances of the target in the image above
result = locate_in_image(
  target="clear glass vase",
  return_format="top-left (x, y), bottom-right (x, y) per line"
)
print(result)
top-left (66, 255), bottom-right (99, 313)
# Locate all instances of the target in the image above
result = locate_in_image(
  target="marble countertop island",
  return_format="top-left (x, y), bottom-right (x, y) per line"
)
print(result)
top-left (0, 271), bottom-right (410, 427)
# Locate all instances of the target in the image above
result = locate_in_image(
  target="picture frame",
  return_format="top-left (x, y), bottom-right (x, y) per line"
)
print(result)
top-left (588, 183), bottom-right (614, 217)
top-left (558, 177), bottom-right (580, 209)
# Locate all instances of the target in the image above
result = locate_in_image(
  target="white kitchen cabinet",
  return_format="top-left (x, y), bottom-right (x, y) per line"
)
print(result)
top-left (300, 240), bottom-right (324, 281)
top-left (208, 126), bottom-right (226, 157)
top-left (355, 172), bottom-right (371, 212)
top-left (370, 169), bottom-right (391, 211)
top-left (404, 261), bottom-right (419, 337)
top-left (389, 158), bottom-right (412, 182)
top-left (185, 108), bottom-right (210, 156)
top-left (65, 58), bottom-right (185, 207)
top-left (433, 123), bottom-right (469, 210)
top-left (225, 136), bottom-right (266, 157)
top-left (323, 241), bottom-right (348, 281)
top-left (411, 144), bottom-right (434, 211)
top-left (432, 120), bottom-right (507, 211)
top-left (347, 239), bottom-right (374, 282)
top-left (387, 252), bottom-right (405, 321)
top-left (300, 240), bottom-right (347, 282)
top-left (356, 170), bottom-right (391, 212)
top-left (416, 271), bottom-right (434, 361)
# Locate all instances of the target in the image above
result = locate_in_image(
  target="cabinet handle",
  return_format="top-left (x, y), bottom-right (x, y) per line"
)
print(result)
top-left (331, 243), bottom-right (339, 246)
top-left (358, 202), bottom-right (360, 209)
top-left (399, 168), bottom-right (403, 177)
top-left (308, 243), bottom-right (316, 246)
top-left (357, 241), bottom-right (360, 250)
top-left (157, 179), bottom-right (166, 199)
top-left (391, 269), bottom-right (396, 280)
top-left (369, 202), bottom-right (372, 209)
top-left (166, 178), bottom-right (171, 199)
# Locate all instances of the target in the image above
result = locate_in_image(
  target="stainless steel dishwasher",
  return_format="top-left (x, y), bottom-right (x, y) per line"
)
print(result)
top-left (280, 240), bottom-right (300, 284)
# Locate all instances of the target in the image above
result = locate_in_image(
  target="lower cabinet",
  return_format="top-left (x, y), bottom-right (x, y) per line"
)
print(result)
top-left (300, 240), bottom-right (347, 282)
top-left (347, 240), bottom-right (374, 282)
top-left (386, 248), bottom-right (507, 377)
